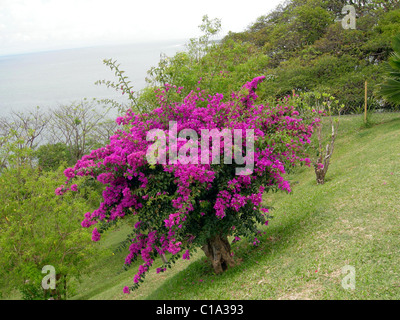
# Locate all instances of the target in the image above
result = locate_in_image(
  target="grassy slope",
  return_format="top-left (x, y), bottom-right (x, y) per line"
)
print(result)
top-left (71, 112), bottom-right (400, 300)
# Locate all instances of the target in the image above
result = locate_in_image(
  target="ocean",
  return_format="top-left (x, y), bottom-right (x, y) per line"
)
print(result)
top-left (0, 40), bottom-right (187, 117)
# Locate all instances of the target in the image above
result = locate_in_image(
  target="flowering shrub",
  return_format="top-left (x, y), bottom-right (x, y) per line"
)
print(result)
top-left (57, 76), bottom-right (314, 292)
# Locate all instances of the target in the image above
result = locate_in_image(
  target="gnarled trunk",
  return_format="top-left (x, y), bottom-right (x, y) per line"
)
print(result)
top-left (315, 166), bottom-right (327, 185)
top-left (201, 234), bottom-right (235, 274)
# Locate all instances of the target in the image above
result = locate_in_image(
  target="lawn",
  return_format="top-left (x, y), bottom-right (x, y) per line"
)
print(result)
top-left (70, 112), bottom-right (400, 300)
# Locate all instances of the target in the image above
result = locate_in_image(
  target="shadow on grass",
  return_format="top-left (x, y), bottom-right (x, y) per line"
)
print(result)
top-left (144, 190), bottom-right (326, 300)
top-left (357, 117), bottom-right (400, 140)
top-left (71, 256), bottom-right (135, 300)
top-left (359, 115), bottom-right (400, 130)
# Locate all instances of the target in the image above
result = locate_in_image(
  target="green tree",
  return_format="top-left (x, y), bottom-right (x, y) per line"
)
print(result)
top-left (145, 15), bottom-right (222, 91)
top-left (34, 143), bottom-right (74, 171)
top-left (292, 3), bottom-right (333, 46)
top-left (221, 0), bottom-right (400, 111)
top-left (141, 16), bottom-right (269, 109)
top-left (0, 165), bottom-right (102, 299)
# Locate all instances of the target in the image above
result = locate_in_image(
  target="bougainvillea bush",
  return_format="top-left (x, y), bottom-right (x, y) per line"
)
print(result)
top-left (56, 76), bottom-right (314, 292)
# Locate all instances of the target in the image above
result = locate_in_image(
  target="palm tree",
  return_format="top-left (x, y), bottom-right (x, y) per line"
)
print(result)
top-left (381, 34), bottom-right (400, 106)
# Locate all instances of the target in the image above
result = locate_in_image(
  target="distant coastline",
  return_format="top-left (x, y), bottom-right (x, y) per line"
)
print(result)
top-left (0, 40), bottom-right (187, 116)
top-left (0, 38), bottom-right (190, 58)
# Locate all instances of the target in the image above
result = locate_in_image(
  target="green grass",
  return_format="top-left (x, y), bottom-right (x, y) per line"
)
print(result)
top-left (70, 112), bottom-right (400, 300)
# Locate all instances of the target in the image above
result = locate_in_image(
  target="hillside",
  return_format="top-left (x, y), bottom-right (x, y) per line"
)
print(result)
top-left (70, 112), bottom-right (400, 300)
top-left (2, 0), bottom-right (400, 302)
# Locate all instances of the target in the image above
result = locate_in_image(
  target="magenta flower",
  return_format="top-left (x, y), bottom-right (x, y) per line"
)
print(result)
top-left (91, 227), bottom-right (101, 242)
top-left (253, 237), bottom-right (260, 246)
top-left (64, 168), bottom-right (75, 180)
top-left (182, 249), bottom-right (190, 260)
top-left (55, 185), bottom-right (66, 196)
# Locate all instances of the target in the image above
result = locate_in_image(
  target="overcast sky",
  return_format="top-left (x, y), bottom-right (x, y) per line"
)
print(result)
top-left (0, 0), bottom-right (284, 56)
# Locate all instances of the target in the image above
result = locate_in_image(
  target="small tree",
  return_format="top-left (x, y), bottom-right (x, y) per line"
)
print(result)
top-left (0, 108), bottom-right (48, 170)
top-left (47, 99), bottom-right (113, 163)
top-left (0, 164), bottom-right (101, 299)
top-left (289, 91), bottom-right (343, 185)
top-left (313, 97), bottom-right (341, 185)
top-left (35, 142), bottom-right (74, 171)
top-left (58, 77), bottom-right (314, 292)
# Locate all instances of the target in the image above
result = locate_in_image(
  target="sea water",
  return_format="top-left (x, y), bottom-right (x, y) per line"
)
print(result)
top-left (0, 40), bottom-right (187, 117)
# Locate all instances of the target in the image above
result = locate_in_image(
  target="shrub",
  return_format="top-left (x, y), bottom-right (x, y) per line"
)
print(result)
top-left (0, 165), bottom-right (101, 299)
top-left (58, 77), bottom-right (314, 292)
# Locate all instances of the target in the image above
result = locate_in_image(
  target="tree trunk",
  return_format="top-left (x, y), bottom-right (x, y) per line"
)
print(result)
top-left (315, 166), bottom-right (326, 185)
top-left (50, 273), bottom-right (62, 300)
top-left (201, 234), bottom-right (235, 274)
top-left (48, 273), bottom-right (65, 300)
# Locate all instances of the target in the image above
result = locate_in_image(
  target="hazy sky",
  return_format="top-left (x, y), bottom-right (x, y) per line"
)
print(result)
top-left (0, 0), bottom-right (284, 55)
